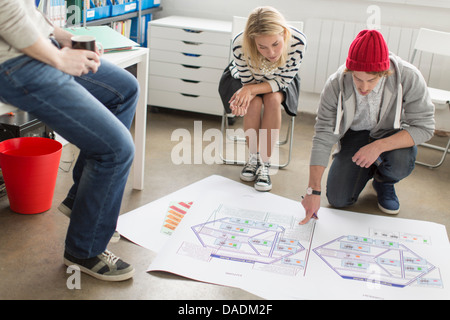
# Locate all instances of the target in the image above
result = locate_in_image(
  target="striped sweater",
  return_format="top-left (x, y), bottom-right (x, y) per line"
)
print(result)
top-left (230, 26), bottom-right (307, 93)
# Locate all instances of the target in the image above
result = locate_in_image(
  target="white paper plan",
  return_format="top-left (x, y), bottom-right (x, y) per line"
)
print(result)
top-left (117, 175), bottom-right (450, 300)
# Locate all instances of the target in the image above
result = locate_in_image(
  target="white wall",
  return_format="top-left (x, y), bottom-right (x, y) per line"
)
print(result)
top-left (154, 0), bottom-right (450, 32)
top-left (153, 0), bottom-right (450, 130)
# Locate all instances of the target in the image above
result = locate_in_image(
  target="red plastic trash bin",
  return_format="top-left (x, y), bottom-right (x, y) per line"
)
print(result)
top-left (0, 137), bottom-right (62, 214)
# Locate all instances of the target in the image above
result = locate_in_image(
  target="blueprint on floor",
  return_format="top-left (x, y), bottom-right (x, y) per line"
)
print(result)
top-left (117, 175), bottom-right (450, 300)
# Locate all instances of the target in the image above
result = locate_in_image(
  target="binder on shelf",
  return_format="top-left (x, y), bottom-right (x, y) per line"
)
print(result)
top-left (85, 0), bottom-right (111, 21)
top-left (65, 0), bottom-right (161, 24)
top-left (111, 0), bottom-right (138, 17)
top-left (66, 25), bottom-right (140, 52)
top-left (140, 0), bottom-right (161, 10)
top-left (130, 13), bottom-right (152, 47)
top-left (112, 19), bottom-right (132, 38)
top-left (37, 0), bottom-right (66, 27)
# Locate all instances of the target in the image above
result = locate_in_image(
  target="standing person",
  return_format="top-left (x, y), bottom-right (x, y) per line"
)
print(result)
top-left (0, 0), bottom-right (138, 281)
top-left (219, 6), bottom-right (306, 191)
top-left (300, 29), bottom-right (435, 224)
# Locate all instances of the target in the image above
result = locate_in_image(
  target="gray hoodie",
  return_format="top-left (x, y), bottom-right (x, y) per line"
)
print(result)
top-left (310, 53), bottom-right (435, 168)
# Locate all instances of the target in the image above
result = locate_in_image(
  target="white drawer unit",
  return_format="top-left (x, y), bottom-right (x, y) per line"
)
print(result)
top-left (147, 16), bottom-right (231, 115)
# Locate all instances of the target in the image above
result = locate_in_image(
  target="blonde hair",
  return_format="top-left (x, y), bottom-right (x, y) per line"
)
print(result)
top-left (242, 6), bottom-right (291, 70)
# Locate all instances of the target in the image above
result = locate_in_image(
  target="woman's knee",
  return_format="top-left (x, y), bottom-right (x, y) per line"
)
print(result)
top-left (247, 96), bottom-right (263, 113)
top-left (262, 92), bottom-right (283, 110)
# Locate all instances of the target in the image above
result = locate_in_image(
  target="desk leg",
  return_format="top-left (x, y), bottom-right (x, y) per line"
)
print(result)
top-left (133, 52), bottom-right (149, 190)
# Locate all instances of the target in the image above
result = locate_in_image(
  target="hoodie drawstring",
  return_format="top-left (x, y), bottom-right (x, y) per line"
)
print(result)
top-left (394, 84), bottom-right (402, 129)
top-left (334, 91), bottom-right (343, 134)
top-left (334, 83), bottom-right (403, 134)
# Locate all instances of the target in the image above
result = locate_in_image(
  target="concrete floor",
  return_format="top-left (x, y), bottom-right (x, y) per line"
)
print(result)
top-left (0, 106), bottom-right (449, 300)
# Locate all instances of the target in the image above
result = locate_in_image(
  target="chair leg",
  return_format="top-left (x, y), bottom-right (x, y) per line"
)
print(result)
top-left (273, 116), bottom-right (295, 169)
top-left (220, 110), bottom-right (246, 165)
top-left (415, 137), bottom-right (450, 169)
top-left (277, 115), bottom-right (292, 146)
top-left (219, 111), bottom-right (295, 168)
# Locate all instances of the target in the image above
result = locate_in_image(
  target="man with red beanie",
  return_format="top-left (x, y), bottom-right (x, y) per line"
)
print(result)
top-left (300, 29), bottom-right (435, 224)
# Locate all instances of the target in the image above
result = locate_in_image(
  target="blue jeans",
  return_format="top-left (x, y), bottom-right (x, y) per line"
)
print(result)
top-left (0, 53), bottom-right (139, 259)
top-left (326, 130), bottom-right (417, 208)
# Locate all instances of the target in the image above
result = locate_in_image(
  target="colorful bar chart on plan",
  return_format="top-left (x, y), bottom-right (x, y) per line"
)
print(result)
top-left (161, 201), bottom-right (193, 235)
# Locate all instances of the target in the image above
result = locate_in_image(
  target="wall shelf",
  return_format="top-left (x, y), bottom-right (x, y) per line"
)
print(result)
top-left (85, 7), bottom-right (162, 26)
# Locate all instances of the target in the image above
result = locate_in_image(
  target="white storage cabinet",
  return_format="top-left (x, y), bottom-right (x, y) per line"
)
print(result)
top-left (147, 16), bottom-right (232, 115)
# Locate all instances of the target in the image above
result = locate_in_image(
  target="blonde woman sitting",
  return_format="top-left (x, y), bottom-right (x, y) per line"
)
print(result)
top-left (219, 6), bottom-right (307, 191)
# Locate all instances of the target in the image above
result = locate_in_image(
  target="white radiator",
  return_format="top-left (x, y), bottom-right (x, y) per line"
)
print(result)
top-left (300, 18), bottom-right (450, 94)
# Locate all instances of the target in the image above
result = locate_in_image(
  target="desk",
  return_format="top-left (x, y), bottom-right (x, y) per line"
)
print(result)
top-left (103, 47), bottom-right (149, 190)
top-left (0, 47), bottom-right (149, 190)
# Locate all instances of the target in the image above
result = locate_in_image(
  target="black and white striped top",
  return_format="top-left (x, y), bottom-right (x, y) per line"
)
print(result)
top-left (229, 26), bottom-right (307, 92)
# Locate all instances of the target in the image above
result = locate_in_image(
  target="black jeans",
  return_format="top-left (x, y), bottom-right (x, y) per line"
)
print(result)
top-left (326, 130), bottom-right (417, 208)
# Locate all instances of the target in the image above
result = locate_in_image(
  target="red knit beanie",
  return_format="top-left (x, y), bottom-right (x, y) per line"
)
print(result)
top-left (346, 29), bottom-right (390, 72)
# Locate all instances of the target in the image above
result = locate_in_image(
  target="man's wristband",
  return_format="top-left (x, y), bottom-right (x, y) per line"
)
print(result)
top-left (306, 187), bottom-right (321, 196)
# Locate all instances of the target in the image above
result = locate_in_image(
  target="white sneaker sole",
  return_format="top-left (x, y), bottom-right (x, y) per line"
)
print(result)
top-left (240, 174), bottom-right (256, 182)
top-left (378, 203), bottom-right (400, 215)
top-left (254, 183), bottom-right (272, 192)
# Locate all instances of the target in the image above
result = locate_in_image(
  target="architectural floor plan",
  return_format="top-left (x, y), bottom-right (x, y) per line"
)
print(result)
top-left (117, 175), bottom-right (450, 300)
top-left (314, 233), bottom-right (443, 289)
top-left (190, 204), bottom-right (315, 276)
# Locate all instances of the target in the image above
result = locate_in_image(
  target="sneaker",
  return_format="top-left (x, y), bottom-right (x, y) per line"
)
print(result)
top-left (58, 197), bottom-right (121, 243)
top-left (372, 180), bottom-right (400, 214)
top-left (240, 153), bottom-right (260, 182)
top-left (64, 250), bottom-right (135, 282)
top-left (254, 162), bottom-right (272, 192)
